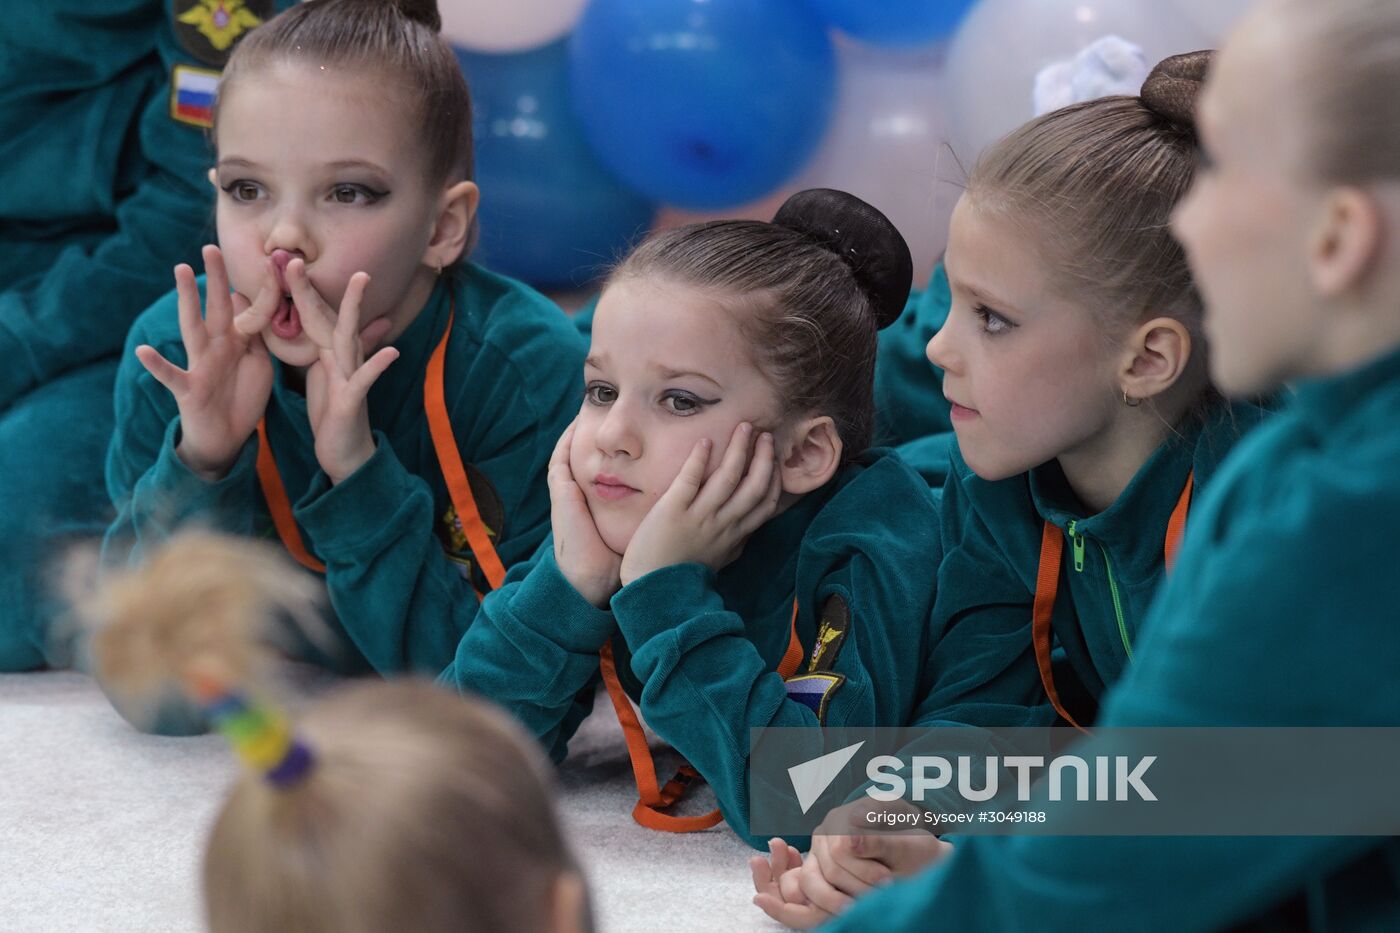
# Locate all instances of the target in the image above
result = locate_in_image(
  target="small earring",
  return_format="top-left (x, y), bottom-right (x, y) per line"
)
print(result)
top-left (1123, 391), bottom-right (1142, 407)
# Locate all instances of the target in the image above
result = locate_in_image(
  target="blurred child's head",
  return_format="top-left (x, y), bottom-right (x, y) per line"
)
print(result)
top-left (211, 0), bottom-right (478, 367)
top-left (575, 189), bottom-right (912, 554)
top-left (1173, 0), bottom-right (1400, 395)
top-left (929, 53), bottom-right (1212, 484)
top-left (204, 680), bottom-right (590, 933)
top-left (87, 532), bottom-right (592, 933)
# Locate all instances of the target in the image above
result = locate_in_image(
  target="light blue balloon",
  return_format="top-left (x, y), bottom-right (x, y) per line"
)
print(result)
top-left (569, 0), bottom-right (836, 210)
top-left (805, 0), bottom-right (978, 46)
top-left (456, 40), bottom-right (656, 290)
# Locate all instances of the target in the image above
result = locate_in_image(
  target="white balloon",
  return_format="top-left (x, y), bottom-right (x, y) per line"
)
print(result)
top-left (945, 0), bottom-right (1213, 166)
top-left (1169, 0), bottom-right (1258, 43)
top-left (439, 0), bottom-right (591, 53)
top-left (795, 38), bottom-right (959, 284)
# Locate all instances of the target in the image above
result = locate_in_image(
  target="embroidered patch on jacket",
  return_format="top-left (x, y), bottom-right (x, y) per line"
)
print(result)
top-left (806, 594), bottom-right (850, 673)
top-left (169, 64), bottom-right (220, 128)
top-left (172, 0), bottom-right (271, 67)
top-left (784, 673), bottom-right (846, 724)
top-left (438, 463), bottom-right (506, 582)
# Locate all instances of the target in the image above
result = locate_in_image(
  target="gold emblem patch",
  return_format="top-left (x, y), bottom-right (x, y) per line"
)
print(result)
top-left (806, 595), bottom-right (850, 673)
top-left (172, 0), bottom-right (272, 67)
top-left (438, 463), bottom-right (507, 587)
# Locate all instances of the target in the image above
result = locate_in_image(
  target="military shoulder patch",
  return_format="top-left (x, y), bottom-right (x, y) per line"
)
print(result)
top-left (463, 462), bottom-right (506, 540)
top-left (170, 64), bottom-right (220, 128)
top-left (438, 463), bottom-right (507, 583)
top-left (784, 673), bottom-right (846, 723)
top-left (172, 0), bottom-right (272, 67)
top-left (806, 594), bottom-right (850, 673)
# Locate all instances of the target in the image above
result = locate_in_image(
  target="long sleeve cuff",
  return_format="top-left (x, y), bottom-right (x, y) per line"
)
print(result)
top-left (293, 431), bottom-right (421, 558)
top-left (508, 549), bottom-right (617, 652)
top-left (149, 415), bottom-right (259, 522)
top-left (611, 562), bottom-right (731, 646)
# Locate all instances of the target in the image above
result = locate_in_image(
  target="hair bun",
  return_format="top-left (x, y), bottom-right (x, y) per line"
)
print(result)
top-left (773, 189), bottom-right (912, 330)
top-left (391, 0), bottom-right (442, 32)
top-left (1141, 50), bottom-right (1213, 131)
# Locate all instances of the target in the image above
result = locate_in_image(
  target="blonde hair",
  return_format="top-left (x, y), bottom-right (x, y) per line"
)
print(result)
top-left (219, 0), bottom-right (472, 186)
top-left (85, 531), bottom-right (586, 933)
top-left (204, 679), bottom-right (580, 933)
top-left (1274, 0), bottom-right (1400, 184)
top-left (967, 52), bottom-right (1212, 336)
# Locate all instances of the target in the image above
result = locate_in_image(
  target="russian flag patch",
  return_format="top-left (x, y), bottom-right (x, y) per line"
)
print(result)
top-left (784, 672), bottom-right (845, 724)
top-left (170, 64), bottom-right (220, 129)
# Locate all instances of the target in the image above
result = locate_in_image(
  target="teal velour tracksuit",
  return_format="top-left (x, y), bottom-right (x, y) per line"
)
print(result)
top-left (440, 448), bottom-right (943, 848)
top-left (103, 265), bottom-right (585, 729)
top-left (0, 0), bottom-right (296, 670)
top-left (824, 347), bottom-right (1400, 931)
top-left (916, 400), bottom-right (1273, 737)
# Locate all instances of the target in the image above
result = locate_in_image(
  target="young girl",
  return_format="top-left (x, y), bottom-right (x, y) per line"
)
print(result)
top-left (760, 0), bottom-right (1400, 928)
top-left (755, 51), bottom-right (1278, 920)
top-left (100, 0), bottom-right (586, 726)
top-left (442, 188), bottom-right (944, 845)
top-left (0, 0), bottom-right (297, 673)
top-left (88, 531), bottom-right (593, 933)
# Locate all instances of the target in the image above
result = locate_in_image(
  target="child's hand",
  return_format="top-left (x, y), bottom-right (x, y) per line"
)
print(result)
top-left (136, 245), bottom-right (275, 482)
top-left (749, 838), bottom-right (808, 902)
top-left (750, 838), bottom-right (833, 930)
top-left (619, 422), bottom-right (781, 586)
top-left (298, 272), bottom-right (400, 484)
top-left (549, 422), bottom-right (623, 608)
top-left (752, 801), bottom-right (953, 927)
top-left (797, 799), bottom-right (952, 915)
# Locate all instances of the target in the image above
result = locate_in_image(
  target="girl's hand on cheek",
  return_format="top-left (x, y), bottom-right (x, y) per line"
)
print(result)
top-left (619, 422), bottom-right (782, 587)
top-left (304, 272), bottom-right (400, 484)
top-left (137, 245), bottom-right (274, 482)
top-left (549, 422), bottom-right (623, 608)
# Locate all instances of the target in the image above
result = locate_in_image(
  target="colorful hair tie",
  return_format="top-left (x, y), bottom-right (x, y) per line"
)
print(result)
top-left (188, 672), bottom-right (316, 788)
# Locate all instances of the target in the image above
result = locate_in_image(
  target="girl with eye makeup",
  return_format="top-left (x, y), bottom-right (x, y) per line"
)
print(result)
top-left (98, 0), bottom-right (586, 734)
top-left (761, 1), bottom-right (1400, 927)
top-left (442, 189), bottom-right (943, 847)
top-left (754, 52), bottom-right (1281, 922)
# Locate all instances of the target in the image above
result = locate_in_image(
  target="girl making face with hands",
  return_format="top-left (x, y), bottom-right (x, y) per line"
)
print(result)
top-left (442, 190), bottom-right (943, 843)
top-left (100, 0), bottom-right (586, 732)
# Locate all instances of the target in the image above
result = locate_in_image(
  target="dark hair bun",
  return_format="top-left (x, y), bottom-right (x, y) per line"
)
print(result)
top-left (392, 0), bottom-right (442, 32)
top-left (773, 189), bottom-right (912, 330)
top-left (1141, 50), bottom-right (1213, 131)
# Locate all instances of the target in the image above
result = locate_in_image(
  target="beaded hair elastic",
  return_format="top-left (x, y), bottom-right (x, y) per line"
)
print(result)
top-left (187, 672), bottom-right (316, 788)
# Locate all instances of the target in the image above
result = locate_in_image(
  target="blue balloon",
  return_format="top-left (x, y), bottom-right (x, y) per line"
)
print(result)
top-left (456, 40), bottom-right (656, 290)
top-left (569, 0), bottom-right (836, 210)
top-left (806, 0), bottom-right (977, 46)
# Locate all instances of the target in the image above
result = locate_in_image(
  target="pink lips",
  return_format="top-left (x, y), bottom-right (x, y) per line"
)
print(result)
top-left (949, 401), bottom-right (979, 422)
top-left (269, 250), bottom-right (303, 340)
top-left (593, 473), bottom-right (639, 502)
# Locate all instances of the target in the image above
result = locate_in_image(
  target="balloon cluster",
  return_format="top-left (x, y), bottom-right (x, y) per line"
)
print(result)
top-left (445, 0), bottom-right (1246, 289)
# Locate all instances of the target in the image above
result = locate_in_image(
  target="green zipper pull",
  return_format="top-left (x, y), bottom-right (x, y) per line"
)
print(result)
top-left (1067, 521), bottom-right (1086, 572)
